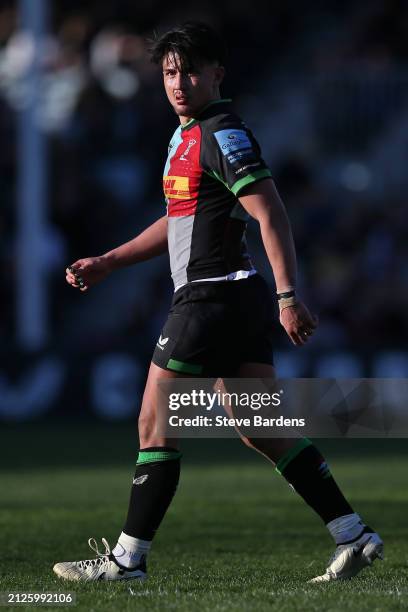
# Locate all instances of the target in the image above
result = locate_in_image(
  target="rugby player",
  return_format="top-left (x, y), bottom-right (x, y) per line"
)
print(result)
top-left (54, 22), bottom-right (383, 583)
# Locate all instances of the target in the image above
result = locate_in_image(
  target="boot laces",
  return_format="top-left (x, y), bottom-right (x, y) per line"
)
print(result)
top-left (77, 537), bottom-right (112, 570)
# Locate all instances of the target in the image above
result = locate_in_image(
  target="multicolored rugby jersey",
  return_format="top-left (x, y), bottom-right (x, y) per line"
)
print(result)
top-left (163, 99), bottom-right (272, 289)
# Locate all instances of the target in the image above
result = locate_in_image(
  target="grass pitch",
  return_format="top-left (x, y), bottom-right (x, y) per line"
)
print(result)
top-left (1, 424), bottom-right (407, 611)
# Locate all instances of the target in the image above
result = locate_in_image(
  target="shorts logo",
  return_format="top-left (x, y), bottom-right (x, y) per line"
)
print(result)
top-left (214, 129), bottom-right (253, 156)
top-left (163, 176), bottom-right (191, 200)
top-left (156, 335), bottom-right (169, 350)
top-left (133, 474), bottom-right (149, 485)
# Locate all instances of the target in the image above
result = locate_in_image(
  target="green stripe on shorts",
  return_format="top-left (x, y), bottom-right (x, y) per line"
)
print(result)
top-left (167, 359), bottom-right (203, 375)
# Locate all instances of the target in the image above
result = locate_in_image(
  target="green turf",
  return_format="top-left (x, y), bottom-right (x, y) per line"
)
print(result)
top-left (1, 425), bottom-right (407, 611)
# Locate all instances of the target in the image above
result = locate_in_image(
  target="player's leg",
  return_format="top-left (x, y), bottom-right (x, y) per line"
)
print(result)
top-left (53, 362), bottom-right (182, 582)
top-left (223, 362), bottom-right (357, 520)
top-left (106, 285), bottom-right (232, 579)
top-left (111, 362), bottom-right (182, 571)
top-left (230, 361), bottom-right (383, 581)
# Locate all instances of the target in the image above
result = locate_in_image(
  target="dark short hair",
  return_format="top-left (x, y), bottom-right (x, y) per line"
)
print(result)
top-left (150, 22), bottom-right (226, 72)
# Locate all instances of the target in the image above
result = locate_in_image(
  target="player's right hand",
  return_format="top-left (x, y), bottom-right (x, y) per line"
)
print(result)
top-left (279, 300), bottom-right (318, 346)
top-left (65, 256), bottom-right (112, 292)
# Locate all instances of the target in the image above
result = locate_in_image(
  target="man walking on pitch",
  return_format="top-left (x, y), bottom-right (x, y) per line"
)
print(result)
top-left (54, 22), bottom-right (383, 583)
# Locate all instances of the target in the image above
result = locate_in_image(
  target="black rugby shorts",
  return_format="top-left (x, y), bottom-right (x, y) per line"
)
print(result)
top-left (152, 274), bottom-right (277, 377)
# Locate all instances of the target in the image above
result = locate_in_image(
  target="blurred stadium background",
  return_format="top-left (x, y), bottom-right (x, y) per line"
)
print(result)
top-left (0, 0), bottom-right (407, 423)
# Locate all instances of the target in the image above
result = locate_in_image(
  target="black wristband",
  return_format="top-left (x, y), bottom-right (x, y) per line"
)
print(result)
top-left (277, 290), bottom-right (296, 300)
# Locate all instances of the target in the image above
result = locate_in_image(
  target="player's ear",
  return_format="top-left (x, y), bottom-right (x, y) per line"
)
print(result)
top-left (214, 65), bottom-right (225, 86)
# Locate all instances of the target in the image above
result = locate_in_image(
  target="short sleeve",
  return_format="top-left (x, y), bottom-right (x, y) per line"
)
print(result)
top-left (201, 118), bottom-right (272, 196)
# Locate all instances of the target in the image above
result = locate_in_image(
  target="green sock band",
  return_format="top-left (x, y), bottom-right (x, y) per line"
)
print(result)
top-left (275, 438), bottom-right (313, 475)
top-left (137, 450), bottom-right (182, 465)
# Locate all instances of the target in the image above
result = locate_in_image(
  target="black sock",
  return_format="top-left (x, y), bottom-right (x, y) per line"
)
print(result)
top-left (276, 439), bottom-right (354, 524)
top-left (123, 447), bottom-right (181, 540)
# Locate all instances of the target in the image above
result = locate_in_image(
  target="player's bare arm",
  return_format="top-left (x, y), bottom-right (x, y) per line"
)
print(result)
top-left (239, 178), bottom-right (318, 346)
top-left (65, 215), bottom-right (168, 292)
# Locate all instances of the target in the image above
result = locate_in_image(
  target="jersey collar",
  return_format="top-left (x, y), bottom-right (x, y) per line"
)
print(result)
top-left (181, 98), bottom-right (232, 130)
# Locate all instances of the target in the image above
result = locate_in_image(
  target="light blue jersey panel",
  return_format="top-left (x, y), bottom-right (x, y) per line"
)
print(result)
top-left (163, 125), bottom-right (183, 178)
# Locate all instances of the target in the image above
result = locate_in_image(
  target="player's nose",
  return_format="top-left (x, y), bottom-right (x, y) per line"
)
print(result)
top-left (174, 71), bottom-right (190, 91)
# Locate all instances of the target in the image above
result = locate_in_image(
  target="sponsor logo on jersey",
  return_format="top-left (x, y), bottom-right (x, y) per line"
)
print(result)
top-left (180, 138), bottom-right (197, 161)
top-left (227, 149), bottom-right (254, 164)
top-left (235, 161), bottom-right (261, 175)
top-left (163, 176), bottom-right (191, 200)
top-left (214, 129), bottom-right (253, 156)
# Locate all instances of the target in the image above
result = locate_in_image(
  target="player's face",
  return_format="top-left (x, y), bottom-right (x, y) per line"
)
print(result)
top-left (162, 53), bottom-right (224, 122)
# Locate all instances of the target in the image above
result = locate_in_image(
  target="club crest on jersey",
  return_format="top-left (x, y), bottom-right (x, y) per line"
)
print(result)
top-left (214, 129), bottom-right (252, 156)
top-left (180, 138), bottom-right (197, 161)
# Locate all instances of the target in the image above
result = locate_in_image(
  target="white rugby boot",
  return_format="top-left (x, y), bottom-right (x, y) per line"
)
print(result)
top-left (310, 527), bottom-right (383, 583)
top-left (53, 537), bottom-right (147, 582)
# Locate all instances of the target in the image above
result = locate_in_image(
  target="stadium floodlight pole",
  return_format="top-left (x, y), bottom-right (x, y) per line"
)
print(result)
top-left (16, 0), bottom-right (49, 350)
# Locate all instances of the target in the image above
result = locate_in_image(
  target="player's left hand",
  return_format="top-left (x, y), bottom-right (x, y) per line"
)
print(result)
top-left (279, 301), bottom-right (318, 346)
